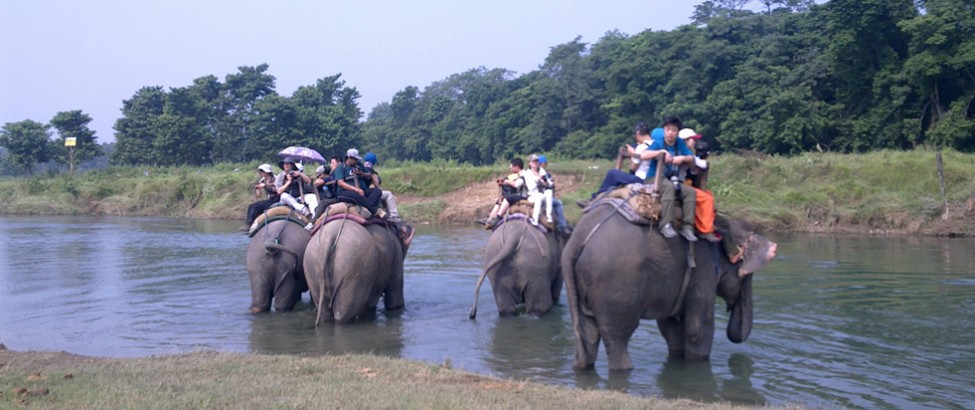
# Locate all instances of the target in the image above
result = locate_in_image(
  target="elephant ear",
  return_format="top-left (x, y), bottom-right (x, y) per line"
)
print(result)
top-left (727, 274), bottom-right (752, 343)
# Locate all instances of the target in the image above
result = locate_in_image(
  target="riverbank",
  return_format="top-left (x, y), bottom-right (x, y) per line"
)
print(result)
top-left (1, 149), bottom-right (973, 236)
top-left (0, 346), bottom-right (781, 409)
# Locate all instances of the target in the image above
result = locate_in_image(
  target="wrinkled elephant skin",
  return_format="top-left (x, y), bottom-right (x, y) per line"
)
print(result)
top-left (246, 220), bottom-right (311, 313)
top-left (562, 205), bottom-right (776, 370)
top-left (471, 218), bottom-right (563, 318)
top-left (303, 221), bottom-right (408, 324)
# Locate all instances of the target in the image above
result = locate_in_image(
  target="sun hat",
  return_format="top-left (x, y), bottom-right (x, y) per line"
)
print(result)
top-left (278, 157), bottom-right (299, 169)
top-left (537, 155), bottom-right (548, 164)
top-left (679, 128), bottom-right (703, 140)
top-left (257, 163), bottom-right (273, 173)
top-left (529, 154), bottom-right (540, 162)
top-left (346, 148), bottom-right (363, 161)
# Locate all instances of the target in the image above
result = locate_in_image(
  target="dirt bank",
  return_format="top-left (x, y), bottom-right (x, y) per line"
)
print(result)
top-left (399, 173), bottom-right (587, 225)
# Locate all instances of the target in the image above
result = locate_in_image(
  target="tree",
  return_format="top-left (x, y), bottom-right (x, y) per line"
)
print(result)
top-left (0, 120), bottom-right (52, 175)
top-left (50, 110), bottom-right (102, 172)
top-left (215, 64), bottom-right (277, 163)
top-left (112, 86), bottom-right (166, 165)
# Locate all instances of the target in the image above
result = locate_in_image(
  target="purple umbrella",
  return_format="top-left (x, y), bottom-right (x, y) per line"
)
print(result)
top-left (277, 146), bottom-right (325, 163)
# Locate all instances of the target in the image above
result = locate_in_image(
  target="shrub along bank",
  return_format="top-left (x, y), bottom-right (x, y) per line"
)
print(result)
top-left (1, 149), bottom-right (973, 236)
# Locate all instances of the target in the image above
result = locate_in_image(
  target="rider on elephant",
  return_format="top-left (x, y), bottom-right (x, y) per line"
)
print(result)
top-left (274, 157), bottom-right (315, 218)
top-left (482, 158), bottom-right (527, 230)
top-left (584, 122), bottom-right (655, 201)
top-left (363, 152), bottom-right (402, 223)
top-left (644, 116), bottom-right (697, 241)
top-left (334, 148), bottom-right (384, 217)
top-left (243, 163), bottom-right (281, 230)
top-left (537, 155), bottom-right (571, 236)
top-left (677, 128), bottom-right (720, 243)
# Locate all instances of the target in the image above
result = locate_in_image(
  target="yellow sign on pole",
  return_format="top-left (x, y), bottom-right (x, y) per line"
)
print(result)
top-left (65, 137), bottom-right (77, 147)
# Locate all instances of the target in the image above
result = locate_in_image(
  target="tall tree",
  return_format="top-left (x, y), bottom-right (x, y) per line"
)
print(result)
top-left (50, 110), bottom-right (102, 172)
top-left (215, 64), bottom-right (276, 163)
top-left (112, 86), bottom-right (166, 165)
top-left (0, 120), bottom-right (52, 175)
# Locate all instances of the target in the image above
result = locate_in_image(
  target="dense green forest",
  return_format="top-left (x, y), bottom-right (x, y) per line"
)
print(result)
top-left (2, 0), bottom-right (973, 173)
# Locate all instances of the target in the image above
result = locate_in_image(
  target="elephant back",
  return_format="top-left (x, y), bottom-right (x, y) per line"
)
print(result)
top-left (247, 206), bottom-right (311, 236)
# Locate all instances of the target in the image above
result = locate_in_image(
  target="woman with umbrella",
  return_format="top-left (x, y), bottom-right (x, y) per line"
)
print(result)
top-left (274, 157), bottom-right (315, 218)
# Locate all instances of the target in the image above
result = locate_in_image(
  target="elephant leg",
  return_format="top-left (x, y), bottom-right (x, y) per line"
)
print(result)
top-left (682, 297), bottom-right (716, 361)
top-left (383, 258), bottom-right (405, 311)
top-left (600, 318), bottom-right (637, 371)
top-left (657, 317), bottom-right (686, 357)
top-left (573, 313), bottom-right (601, 370)
top-left (550, 270), bottom-right (563, 305)
top-left (524, 285), bottom-right (553, 317)
top-left (491, 278), bottom-right (520, 316)
top-left (272, 275), bottom-right (301, 312)
top-left (248, 270), bottom-right (273, 314)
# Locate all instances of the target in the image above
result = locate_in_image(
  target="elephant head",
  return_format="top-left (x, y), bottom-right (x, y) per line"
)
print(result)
top-left (716, 222), bottom-right (778, 343)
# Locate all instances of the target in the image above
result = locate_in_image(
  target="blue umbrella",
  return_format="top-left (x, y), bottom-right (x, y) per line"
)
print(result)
top-left (277, 146), bottom-right (325, 163)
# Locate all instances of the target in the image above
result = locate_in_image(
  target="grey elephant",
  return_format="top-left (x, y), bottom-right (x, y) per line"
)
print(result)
top-left (562, 203), bottom-right (777, 370)
top-left (470, 215), bottom-right (563, 318)
top-left (246, 218), bottom-right (311, 313)
top-left (303, 219), bottom-right (413, 324)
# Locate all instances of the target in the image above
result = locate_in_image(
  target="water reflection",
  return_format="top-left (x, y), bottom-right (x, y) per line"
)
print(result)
top-left (485, 312), bottom-right (574, 380)
top-left (248, 308), bottom-right (404, 357)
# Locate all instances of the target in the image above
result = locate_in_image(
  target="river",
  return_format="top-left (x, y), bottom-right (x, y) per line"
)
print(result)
top-left (0, 215), bottom-right (972, 408)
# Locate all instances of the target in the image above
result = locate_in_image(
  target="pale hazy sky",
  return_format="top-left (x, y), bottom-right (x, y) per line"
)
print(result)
top-left (1, 1), bottom-right (698, 142)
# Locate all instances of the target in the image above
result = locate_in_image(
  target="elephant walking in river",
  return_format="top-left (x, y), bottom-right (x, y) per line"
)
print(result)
top-left (246, 219), bottom-right (311, 313)
top-left (562, 203), bottom-right (777, 370)
top-left (304, 219), bottom-right (412, 324)
top-left (470, 215), bottom-right (563, 318)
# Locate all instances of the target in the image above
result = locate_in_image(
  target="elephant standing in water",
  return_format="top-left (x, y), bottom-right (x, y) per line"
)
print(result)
top-left (470, 215), bottom-right (563, 318)
top-left (246, 219), bottom-right (311, 313)
top-left (562, 204), bottom-right (777, 370)
top-left (303, 219), bottom-right (412, 324)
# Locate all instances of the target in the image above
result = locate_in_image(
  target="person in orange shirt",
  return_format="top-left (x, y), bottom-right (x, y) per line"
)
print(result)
top-left (677, 128), bottom-right (720, 242)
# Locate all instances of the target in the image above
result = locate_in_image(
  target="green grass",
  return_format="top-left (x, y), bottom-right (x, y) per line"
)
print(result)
top-left (0, 349), bottom-right (789, 410)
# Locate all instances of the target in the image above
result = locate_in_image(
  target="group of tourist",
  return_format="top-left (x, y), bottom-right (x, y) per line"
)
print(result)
top-left (474, 115), bottom-right (726, 249)
top-left (242, 148), bottom-right (401, 231)
top-left (478, 154), bottom-right (571, 236)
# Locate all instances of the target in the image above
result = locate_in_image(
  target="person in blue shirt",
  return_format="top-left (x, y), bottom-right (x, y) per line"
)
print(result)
top-left (644, 117), bottom-right (697, 241)
top-left (334, 148), bottom-right (383, 216)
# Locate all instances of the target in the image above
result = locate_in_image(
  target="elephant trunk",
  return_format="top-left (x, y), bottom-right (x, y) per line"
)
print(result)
top-left (469, 227), bottom-right (523, 319)
top-left (727, 274), bottom-right (753, 343)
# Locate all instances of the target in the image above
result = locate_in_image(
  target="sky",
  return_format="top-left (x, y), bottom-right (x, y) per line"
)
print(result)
top-left (1, 1), bottom-right (698, 143)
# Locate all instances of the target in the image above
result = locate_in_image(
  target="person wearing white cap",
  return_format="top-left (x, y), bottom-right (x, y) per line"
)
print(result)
top-left (333, 148), bottom-right (384, 216)
top-left (242, 163), bottom-right (281, 231)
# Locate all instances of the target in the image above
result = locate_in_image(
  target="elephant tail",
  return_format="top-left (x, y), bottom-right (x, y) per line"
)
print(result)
top-left (315, 221), bottom-right (344, 327)
top-left (264, 242), bottom-right (299, 297)
top-left (469, 224), bottom-right (526, 319)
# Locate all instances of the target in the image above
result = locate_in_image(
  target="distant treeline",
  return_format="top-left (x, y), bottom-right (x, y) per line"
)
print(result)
top-left (2, 0), bottom-right (973, 174)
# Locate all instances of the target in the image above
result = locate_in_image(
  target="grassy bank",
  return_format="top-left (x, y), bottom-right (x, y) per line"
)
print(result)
top-left (2, 149), bottom-right (973, 235)
top-left (0, 348), bottom-right (778, 409)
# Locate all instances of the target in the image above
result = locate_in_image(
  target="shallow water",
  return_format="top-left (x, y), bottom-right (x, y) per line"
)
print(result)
top-left (1, 215), bottom-right (973, 408)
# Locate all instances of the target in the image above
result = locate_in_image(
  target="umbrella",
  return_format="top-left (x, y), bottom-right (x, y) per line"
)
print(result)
top-left (277, 146), bottom-right (325, 163)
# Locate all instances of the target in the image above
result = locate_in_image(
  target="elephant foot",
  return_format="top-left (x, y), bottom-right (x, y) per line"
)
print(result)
top-left (248, 306), bottom-right (268, 314)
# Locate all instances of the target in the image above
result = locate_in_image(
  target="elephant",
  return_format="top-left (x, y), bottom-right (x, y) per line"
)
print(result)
top-left (303, 218), bottom-right (413, 324)
top-left (562, 203), bottom-right (778, 370)
top-left (470, 214), bottom-right (563, 318)
top-left (246, 218), bottom-right (311, 313)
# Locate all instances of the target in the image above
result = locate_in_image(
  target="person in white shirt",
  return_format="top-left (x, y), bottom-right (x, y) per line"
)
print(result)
top-left (524, 154), bottom-right (554, 226)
